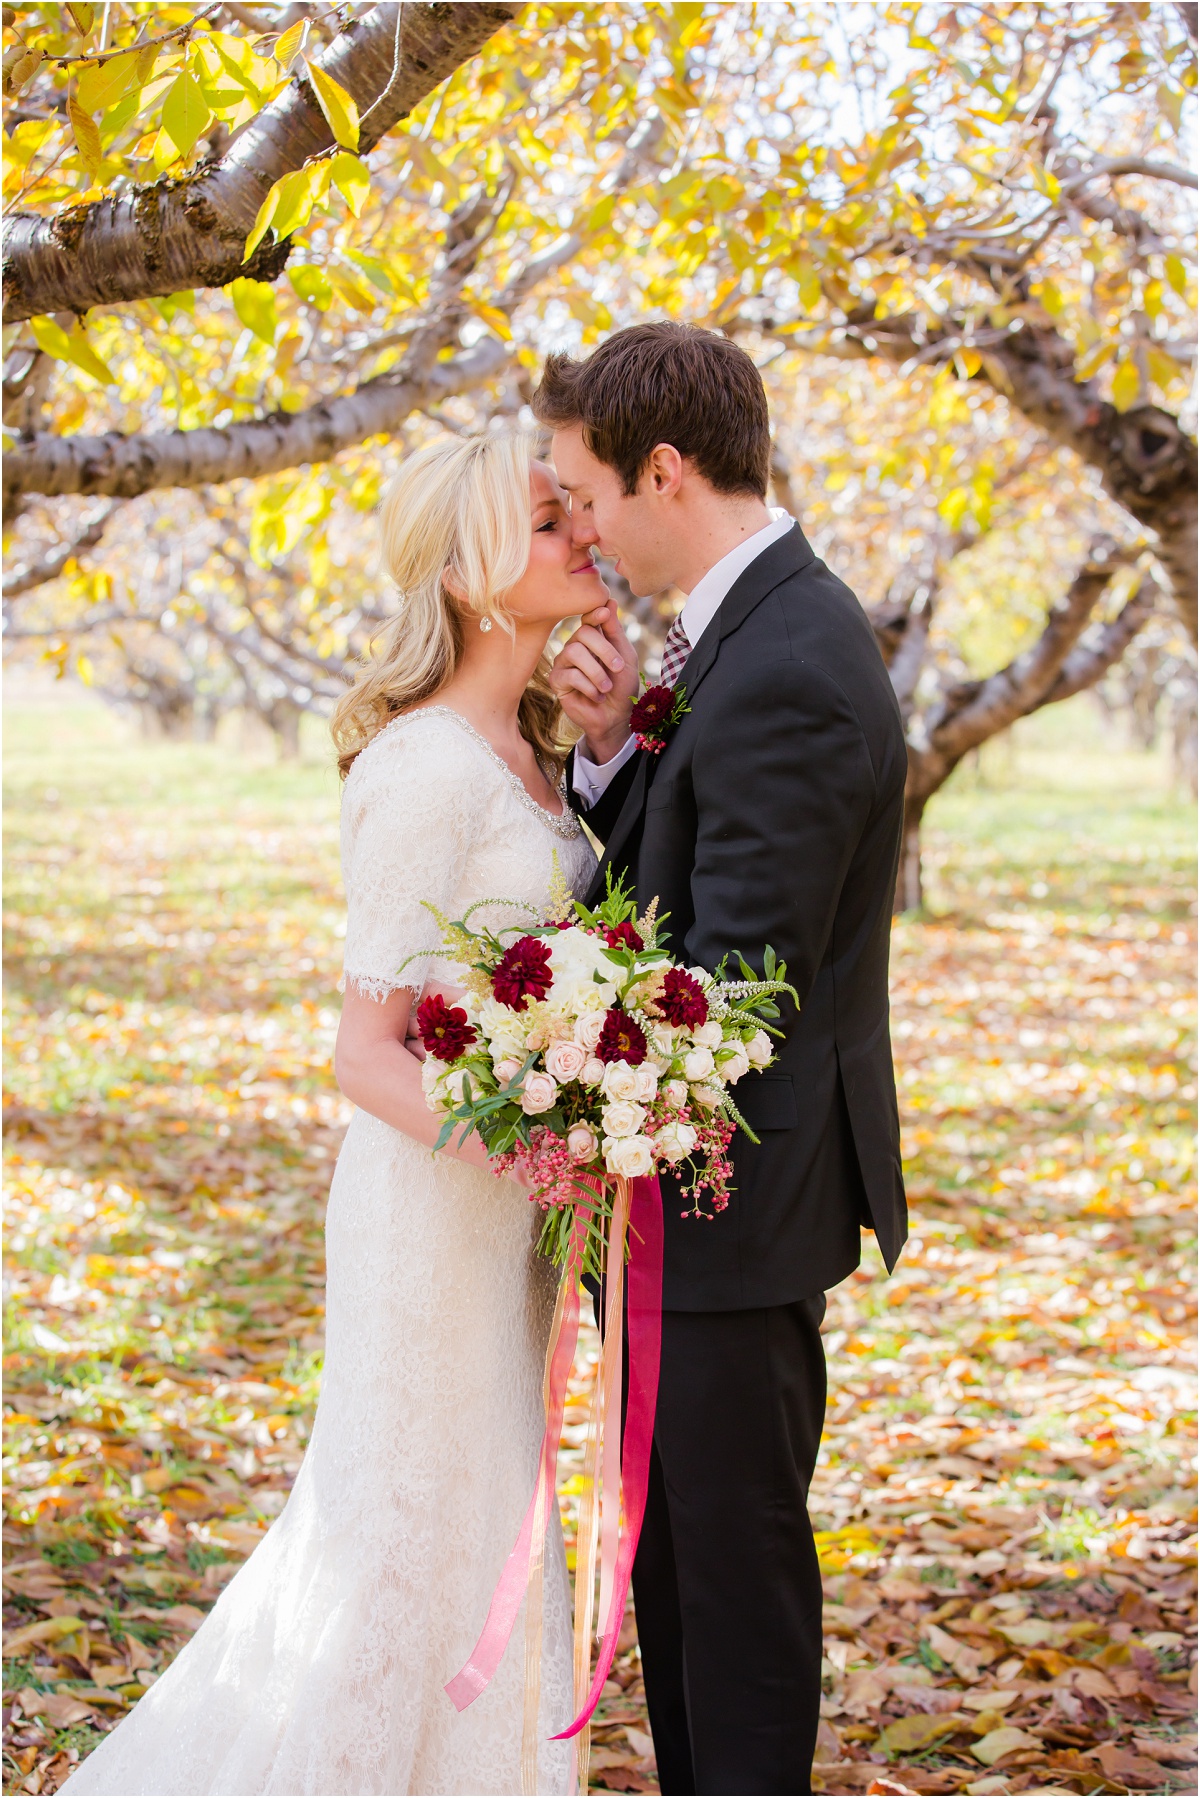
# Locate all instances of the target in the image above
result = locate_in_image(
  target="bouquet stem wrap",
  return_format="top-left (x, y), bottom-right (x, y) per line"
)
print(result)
top-left (444, 1174), bottom-right (664, 1795)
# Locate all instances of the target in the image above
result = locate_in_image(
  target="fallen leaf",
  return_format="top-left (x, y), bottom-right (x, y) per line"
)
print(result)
top-left (876, 1712), bottom-right (961, 1754)
top-left (961, 1689), bottom-right (1020, 1712)
top-left (971, 1725), bottom-right (1043, 1765)
top-left (1093, 1741), bottom-right (1180, 1788)
top-left (2, 1615), bottom-right (86, 1655)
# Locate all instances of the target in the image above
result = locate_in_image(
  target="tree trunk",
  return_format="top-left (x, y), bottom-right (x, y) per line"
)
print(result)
top-left (895, 785), bottom-right (930, 914)
top-left (1, 4), bottom-right (520, 322)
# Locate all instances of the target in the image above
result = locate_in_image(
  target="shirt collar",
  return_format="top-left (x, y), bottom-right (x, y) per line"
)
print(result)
top-left (678, 509), bottom-right (795, 648)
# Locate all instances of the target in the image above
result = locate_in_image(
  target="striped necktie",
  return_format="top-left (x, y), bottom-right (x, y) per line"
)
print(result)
top-left (658, 616), bottom-right (691, 689)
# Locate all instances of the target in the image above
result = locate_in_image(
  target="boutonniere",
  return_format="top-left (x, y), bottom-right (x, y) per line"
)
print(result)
top-left (630, 683), bottom-right (690, 756)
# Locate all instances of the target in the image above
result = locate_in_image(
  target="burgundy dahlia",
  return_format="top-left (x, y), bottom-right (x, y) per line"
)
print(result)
top-left (416, 994), bottom-right (477, 1061)
top-left (604, 920), bottom-right (644, 953)
top-left (653, 967), bottom-right (709, 1030)
top-left (492, 935), bottom-right (554, 1011)
top-left (596, 1007), bottom-right (648, 1066)
top-left (630, 685), bottom-right (674, 736)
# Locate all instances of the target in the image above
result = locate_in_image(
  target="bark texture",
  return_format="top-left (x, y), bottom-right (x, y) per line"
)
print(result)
top-left (851, 310), bottom-right (1199, 647)
top-left (2, 3), bottom-right (520, 323)
top-left (871, 545), bottom-right (1156, 911)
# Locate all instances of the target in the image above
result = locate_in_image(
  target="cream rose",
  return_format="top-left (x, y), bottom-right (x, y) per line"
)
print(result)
top-left (604, 1134), bottom-right (655, 1179)
top-left (494, 1056), bottom-right (524, 1085)
top-left (581, 1055), bottom-right (605, 1087)
top-left (690, 1081), bottom-right (722, 1109)
top-left (693, 1020), bottom-right (723, 1050)
top-left (574, 1011), bottom-right (606, 1052)
top-left (568, 1123), bottom-right (598, 1162)
top-left (663, 1078), bottom-right (689, 1109)
top-left (683, 1047), bottom-right (715, 1083)
top-left (520, 1072), bottom-right (558, 1115)
top-left (719, 1046), bottom-right (751, 1083)
top-left (634, 1064), bottom-right (660, 1102)
top-left (546, 1039), bottom-right (588, 1082)
top-left (746, 1029), bottom-right (772, 1068)
top-left (601, 1100), bottom-right (646, 1139)
top-left (655, 1120), bottom-right (697, 1164)
top-left (600, 1060), bottom-right (642, 1102)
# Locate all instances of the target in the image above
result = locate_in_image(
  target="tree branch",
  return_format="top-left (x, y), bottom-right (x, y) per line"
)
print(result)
top-left (2, 500), bottom-right (123, 596)
top-left (1, 2), bottom-right (520, 323)
top-left (1031, 575), bottom-right (1158, 708)
top-left (1, 117), bottom-right (662, 510)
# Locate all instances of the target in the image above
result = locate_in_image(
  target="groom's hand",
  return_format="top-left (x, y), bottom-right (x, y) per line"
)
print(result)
top-left (550, 601), bottom-right (639, 764)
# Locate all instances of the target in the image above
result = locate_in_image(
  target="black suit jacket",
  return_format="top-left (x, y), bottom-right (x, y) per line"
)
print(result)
top-left (570, 524), bottom-right (908, 1310)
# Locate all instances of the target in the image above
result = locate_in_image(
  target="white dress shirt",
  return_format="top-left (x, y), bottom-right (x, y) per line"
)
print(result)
top-left (573, 509), bottom-right (795, 806)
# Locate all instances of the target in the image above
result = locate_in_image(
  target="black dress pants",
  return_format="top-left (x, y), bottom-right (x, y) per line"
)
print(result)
top-left (631, 1296), bottom-right (828, 1796)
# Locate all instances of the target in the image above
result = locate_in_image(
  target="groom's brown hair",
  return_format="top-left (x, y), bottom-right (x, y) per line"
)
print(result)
top-left (531, 322), bottom-right (770, 498)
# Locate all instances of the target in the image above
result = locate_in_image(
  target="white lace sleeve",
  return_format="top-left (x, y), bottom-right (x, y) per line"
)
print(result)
top-left (338, 719), bottom-right (481, 1003)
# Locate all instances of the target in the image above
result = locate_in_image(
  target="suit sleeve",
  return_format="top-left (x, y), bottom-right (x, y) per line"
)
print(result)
top-left (686, 661), bottom-right (875, 1007)
top-left (567, 742), bottom-right (644, 845)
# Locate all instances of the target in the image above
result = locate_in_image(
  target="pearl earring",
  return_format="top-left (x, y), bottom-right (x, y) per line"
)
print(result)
top-left (479, 616), bottom-right (494, 633)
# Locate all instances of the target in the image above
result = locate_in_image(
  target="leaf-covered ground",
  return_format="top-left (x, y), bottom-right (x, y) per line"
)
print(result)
top-left (3, 695), bottom-right (1195, 1797)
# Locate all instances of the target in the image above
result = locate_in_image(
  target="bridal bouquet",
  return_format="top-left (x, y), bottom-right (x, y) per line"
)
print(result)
top-left (414, 868), bottom-right (797, 1785)
top-left (411, 868), bottom-right (795, 1280)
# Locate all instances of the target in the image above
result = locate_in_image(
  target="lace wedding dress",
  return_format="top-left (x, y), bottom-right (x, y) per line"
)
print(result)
top-left (64, 708), bottom-right (596, 1798)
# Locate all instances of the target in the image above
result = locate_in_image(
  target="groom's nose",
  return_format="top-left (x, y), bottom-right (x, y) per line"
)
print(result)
top-left (569, 508), bottom-right (599, 550)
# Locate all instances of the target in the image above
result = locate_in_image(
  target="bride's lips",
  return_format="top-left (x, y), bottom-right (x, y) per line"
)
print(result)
top-left (570, 559), bottom-right (601, 575)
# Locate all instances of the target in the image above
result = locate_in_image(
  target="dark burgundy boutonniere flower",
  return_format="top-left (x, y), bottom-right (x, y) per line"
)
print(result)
top-left (492, 935), bottom-right (554, 1010)
top-left (604, 920), bottom-right (644, 953)
top-left (596, 1006), bottom-right (648, 1066)
top-left (417, 994), bottom-right (477, 1060)
top-left (631, 682), bottom-right (690, 755)
top-left (651, 967), bottom-right (709, 1030)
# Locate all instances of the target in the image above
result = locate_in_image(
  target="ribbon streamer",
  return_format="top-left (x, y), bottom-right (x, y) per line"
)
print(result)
top-left (445, 1174), bottom-right (664, 1789)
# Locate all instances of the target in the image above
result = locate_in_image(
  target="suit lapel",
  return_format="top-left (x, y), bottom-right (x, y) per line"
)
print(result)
top-left (590, 524), bottom-right (817, 897)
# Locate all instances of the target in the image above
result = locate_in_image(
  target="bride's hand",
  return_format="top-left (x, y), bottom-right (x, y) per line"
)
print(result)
top-left (550, 600), bottom-right (639, 765)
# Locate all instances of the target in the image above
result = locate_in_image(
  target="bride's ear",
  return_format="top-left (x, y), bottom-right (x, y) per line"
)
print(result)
top-left (442, 565), bottom-right (468, 605)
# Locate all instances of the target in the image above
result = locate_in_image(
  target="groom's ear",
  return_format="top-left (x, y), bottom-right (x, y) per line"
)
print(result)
top-left (643, 442), bottom-right (684, 499)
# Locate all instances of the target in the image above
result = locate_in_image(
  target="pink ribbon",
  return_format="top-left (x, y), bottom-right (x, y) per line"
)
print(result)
top-left (444, 1174), bottom-right (664, 1750)
top-left (553, 1172), bottom-right (663, 1739)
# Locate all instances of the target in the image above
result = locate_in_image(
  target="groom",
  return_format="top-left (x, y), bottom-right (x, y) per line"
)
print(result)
top-left (536, 323), bottom-right (908, 1796)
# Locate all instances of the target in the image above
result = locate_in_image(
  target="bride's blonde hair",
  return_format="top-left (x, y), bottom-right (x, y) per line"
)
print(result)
top-left (331, 429), bottom-right (569, 779)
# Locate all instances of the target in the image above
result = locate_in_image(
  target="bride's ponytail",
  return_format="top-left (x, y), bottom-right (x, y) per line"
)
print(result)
top-left (331, 430), bottom-right (571, 780)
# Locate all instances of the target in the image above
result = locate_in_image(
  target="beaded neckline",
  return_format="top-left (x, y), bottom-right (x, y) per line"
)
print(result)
top-left (390, 706), bottom-right (581, 841)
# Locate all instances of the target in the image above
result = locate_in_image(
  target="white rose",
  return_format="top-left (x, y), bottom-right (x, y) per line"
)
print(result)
top-left (442, 1067), bottom-right (469, 1103)
top-left (546, 1039), bottom-right (588, 1082)
top-left (494, 1056), bottom-right (524, 1085)
top-left (520, 1072), bottom-right (558, 1115)
top-left (568, 1123), bottom-right (598, 1162)
top-left (690, 1081), bottom-right (722, 1109)
top-left (420, 1059), bottom-right (442, 1095)
top-left (634, 1064), bottom-right (660, 1101)
top-left (581, 1055), bottom-right (605, 1087)
top-left (604, 1134), bottom-right (655, 1179)
top-left (574, 1011), bottom-right (606, 1052)
top-left (688, 966), bottom-right (712, 989)
top-left (655, 1120), bottom-right (697, 1164)
top-left (693, 1020), bottom-right (723, 1050)
top-left (650, 1026), bottom-right (679, 1056)
top-left (663, 1078), bottom-right (689, 1109)
top-left (601, 1100), bottom-right (646, 1139)
top-left (746, 1029), bottom-right (772, 1068)
top-left (719, 1047), bottom-right (751, 1084)
top-left (601, 1060), bottom-right (642, 1102)
top-left (683, 1047), bottom-right (714, 1082)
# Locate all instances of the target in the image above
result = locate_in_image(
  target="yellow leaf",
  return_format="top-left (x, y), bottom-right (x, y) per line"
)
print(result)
top-left (306, 59), bottom-right (359, 151)
top-left (30, 314), bottom-right (116, 384)
top-left (76, 653), bottom-right (94, 686)
top-left (1165, 253), bottom-right (1188, 296)
top-left (268, 166), bottom-right (320, 239)
top-left (228, 277), bottom-right (278, 344)
top-left (8, 47), bottom-right (44, 95)
top-left (76, 49), bottom-right (138, 116)
top-left (274, 20), bottom-right (307, 68)
top-left (2, 1614), bottom-right (86, 1655)
top-left (972, 1726), bottom-right (1042, 1766)
top-left (289, 265), bottom-right (333, 311)
top-left (473, 302), bottom-right (512, 341)
top-left (66, 2), bottom-right (94, 34)
top-left (67, 95), bottom-right (103, 173)
top-left (6, 119), bottom-right (57, 167)
top-left (162, 68), bottom-right (211, 157)
top-left (1111, 355), bottom-right (1142, 413)
top-left (243, 184), bottom-right (280, 261)
top-left (876, 1713), bottom-right (959, 1754)
top-left (329, 150), bottom-right (370, 217)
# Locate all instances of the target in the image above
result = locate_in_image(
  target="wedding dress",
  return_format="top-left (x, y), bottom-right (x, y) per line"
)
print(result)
top-left (63, 707), bottom-right (596, 1797)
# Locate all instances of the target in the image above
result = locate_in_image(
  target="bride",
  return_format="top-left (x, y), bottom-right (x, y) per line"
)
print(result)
top-left (62, 431), bottom-right (611, 1797)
